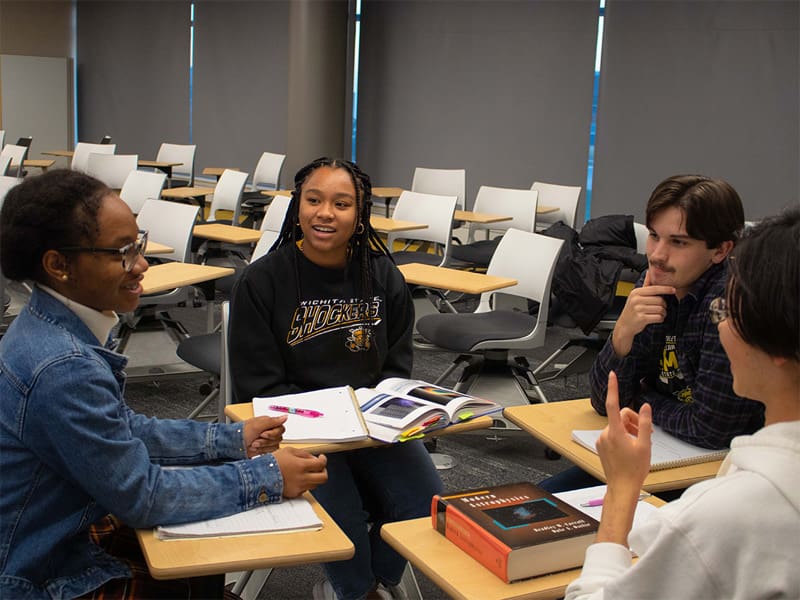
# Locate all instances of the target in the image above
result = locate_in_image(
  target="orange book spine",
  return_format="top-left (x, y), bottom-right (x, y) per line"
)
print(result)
top-left (434, 498), bottom-right (513, 583)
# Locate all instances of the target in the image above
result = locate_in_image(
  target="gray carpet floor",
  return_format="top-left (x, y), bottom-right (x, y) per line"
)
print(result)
top-left (118, 292), bottom-right (597, 600)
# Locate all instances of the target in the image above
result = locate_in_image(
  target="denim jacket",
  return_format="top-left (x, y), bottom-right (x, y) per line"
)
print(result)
top-left (0, 288), bottom-right (284, 599)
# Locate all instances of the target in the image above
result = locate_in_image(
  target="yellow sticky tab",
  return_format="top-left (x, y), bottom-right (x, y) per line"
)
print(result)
top-left (458, 411), bottom-right (474, 421)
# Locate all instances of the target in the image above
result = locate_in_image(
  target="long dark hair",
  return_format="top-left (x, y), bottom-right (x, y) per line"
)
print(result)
top-left (272, 157), bottom-right (393, 365)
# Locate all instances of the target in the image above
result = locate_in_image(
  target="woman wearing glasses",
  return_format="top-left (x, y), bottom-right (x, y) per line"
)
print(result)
top-left (0, 170), bottom-right (328, 599)
top-left (565, 208), bottom-right (800, 599)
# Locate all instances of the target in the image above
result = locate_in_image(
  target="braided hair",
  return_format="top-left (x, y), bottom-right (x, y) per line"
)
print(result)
top-left (271, 157), bottom-right (393, 369)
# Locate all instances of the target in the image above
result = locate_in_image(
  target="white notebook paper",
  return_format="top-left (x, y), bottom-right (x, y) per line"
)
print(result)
top-left (571, 425), bottom-right (728, 471)
top-left (155, 497), bottom-right (322, 539)
top-left (253, 386), bottom-right (369, 443)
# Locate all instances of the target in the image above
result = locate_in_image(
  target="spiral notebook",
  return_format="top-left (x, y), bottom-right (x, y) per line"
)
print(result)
top-left (571, 425), bottom-right (728, 471)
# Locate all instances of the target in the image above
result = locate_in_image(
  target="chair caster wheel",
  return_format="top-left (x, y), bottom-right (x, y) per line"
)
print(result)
top-left (199, 383), bottom-right (213, 395)
top-left (545, 448), bottom-right (561, 460)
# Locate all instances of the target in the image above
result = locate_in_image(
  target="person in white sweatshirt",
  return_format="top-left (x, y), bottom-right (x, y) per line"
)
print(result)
top-left (565, 207), bottom-right (800, 600)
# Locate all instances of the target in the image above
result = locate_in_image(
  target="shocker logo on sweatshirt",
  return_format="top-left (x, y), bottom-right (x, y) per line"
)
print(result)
top-left (659, 334), bottom-right (693, 404)
top-left (287, 297), bottom-right (381, 348)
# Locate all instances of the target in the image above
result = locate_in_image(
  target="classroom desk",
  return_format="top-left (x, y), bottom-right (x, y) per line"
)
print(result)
top-left (41, 151), bottom-right (182, 178)
top-left (370, 215), bottom-right (429, 233)
top-left (398, 262), bottom-right (517, 295)
top-left (144, 241), bottom-right (174, 255)
top-left (224, 403), bottom-right (494, 455)
top-left (141, 262), bottom-right (234, 295)
top-left (136, 492), bottom-right (353, 579)
top-left (141, 262), bottom-right (235, 331)
top-left (161, 185), bottom-right (216, 212)
top-left (504, 399), bottom-right (723, 493)
top-left (193, 222), bottom-right (262, 244)
top-left (453, 210), bottom-right (512, 224)
top-left (202, 167), bottom-right (240, 179)
top-left (262, 189), bottom-right (293, 197)
top-left (23, 159), bottom-right (56, 171)
top-left (373, 187), bottom-right (405, 217)
top-left (382, 492), bottom-right (667, 600)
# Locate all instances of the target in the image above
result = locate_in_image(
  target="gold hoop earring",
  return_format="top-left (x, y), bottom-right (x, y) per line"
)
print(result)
top-left (356, 223), bottom-right (365, 235)
top-left (61, 274), bottom-right (68, 281)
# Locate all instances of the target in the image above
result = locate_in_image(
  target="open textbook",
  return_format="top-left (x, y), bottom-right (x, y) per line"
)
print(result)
top-left (355, 378), bottom-right (501, 443)
top-left (253, 378), bottom-right (500, 444)
top-left (155, 497), bottom-right (322, 539)
top-left (571, 425), bottom-right (729, 471)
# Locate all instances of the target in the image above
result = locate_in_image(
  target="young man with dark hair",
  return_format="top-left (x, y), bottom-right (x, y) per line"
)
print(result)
top-left (588, 174), bottom-right (764, 449)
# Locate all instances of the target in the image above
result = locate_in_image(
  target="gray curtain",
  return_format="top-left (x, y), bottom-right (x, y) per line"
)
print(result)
top-left (192, 1), bottom-right (290, 180)
top-left (357, 0), bottom-right (599, 210)
top-left (592, 0), bottom-right (799, 222)
top-left (76, 1), bottom-right (191, 158)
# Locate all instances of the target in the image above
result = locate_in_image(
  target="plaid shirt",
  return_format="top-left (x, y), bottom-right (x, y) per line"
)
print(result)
top-left (590, 262), bottom-right (764, 449)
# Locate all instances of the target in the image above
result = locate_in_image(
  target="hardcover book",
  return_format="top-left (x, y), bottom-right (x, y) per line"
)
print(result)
top-left (432, 482), bottom-right (599, 582)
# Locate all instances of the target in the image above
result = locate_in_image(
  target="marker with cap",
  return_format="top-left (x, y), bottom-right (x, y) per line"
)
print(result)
top-left (268, 405), bottom-right (324, 418)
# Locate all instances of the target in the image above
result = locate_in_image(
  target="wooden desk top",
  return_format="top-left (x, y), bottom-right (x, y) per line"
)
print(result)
top-left (382, 490), bottom-right (666, 600)
top-left (504, 399), bottom-right (723, 493)
top-left (137, 492), bottom-right (353, 579)
top-left (372, 187), bottom-right (405, 198)
top-left (139, 159), bottom-right (183, 169)
top-left (398, 263), bottom-right (517, 294)
top-left (370, 215), bottom-right (429, 233)
top-left (42, 149), bottom-right (74, 158)
top-left (262, 189), bottom-right (293, 197)
top-left (161, 186), bottom-right (216, 199)
top-left (224, 403), bottom-right (494, 455)
top-left (454, 210), bottom-right (512, 224)
top-left (202, 167), bottom-right (240, 177)
top-left (141, 263), bottom-right (234, 295)
top-left (193, 223), bottom-right (262, 244)
top-left (144, 241), bottom-right (174, 255)
top-left (23, 159), bottom-right (56, 170)
top-left (537, 205), bottom-right (558, 215)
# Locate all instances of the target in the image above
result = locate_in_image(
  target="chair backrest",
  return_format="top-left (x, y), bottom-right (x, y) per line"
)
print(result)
top-left (0, 130), bottom-right (5, 148)
top-left (15, 136), bottom-right (32, 148)
top-left (136, 199), bottom-right (199, 262)
top-left (71, 142), bottom-right (116, 173)
top-left (411, 167), bottom-right (466, 210)
top-left (251, 151), bottom-right (286, 191)
top-left (87, 153), bottom-right (138, 189)
top-left (0, 175), bottom-right (21, 203)
top-left (259, 194), bottom-right (292, 232)
top-left (0, 154), bottom-right (12, 177)
top-left (468, 186), bottom-right (539, 241)
top-left (0, 144), bottom-right (29, 177)
top-left (251, 229), bottom-right (280, 263)
top-left (119, 170), bottom-right (167, 214)
top-left (207, 169), bottom-right (249, 224)
top-left (633, 221), bottom-right (648, 254)
top-left (476, 228), bottom-right (564, 349)
top-left (218, 300), bottom-right (233, 423)
top-left (530, 181), bottom-right (582, 229)
top-left (156, 142), bottom-right (196, 185)
top-left (387, 190), bottom-right (457, 263)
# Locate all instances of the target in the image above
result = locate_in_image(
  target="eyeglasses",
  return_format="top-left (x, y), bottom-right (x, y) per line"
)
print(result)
top-left (59, 230), bottom-right (148, 273)
top-left (709, 297), bottom-right (729, 324)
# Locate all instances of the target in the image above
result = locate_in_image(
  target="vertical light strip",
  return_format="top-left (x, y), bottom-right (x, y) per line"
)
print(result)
top-left (350, 0), bottom-right (362, 162)
top-left (71, 0), bottom-right (78, 145)
top-left (584, 0), bottom-right (605, 222)
top-left (189, 3), bottom-right (195, 143)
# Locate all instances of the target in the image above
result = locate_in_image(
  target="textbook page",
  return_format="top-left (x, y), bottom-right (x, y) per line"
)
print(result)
top-left (253, 386), bottom-right (368, 443)
top-left (374, 378), bottom-right (499, 422)
top-left (156, 497), bottom-right (322, 539)
top-left (571, 425), bottom-right (728, 470)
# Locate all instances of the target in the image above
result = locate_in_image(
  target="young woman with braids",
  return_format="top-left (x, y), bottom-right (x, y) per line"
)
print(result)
top-left (229, 157), bottom-right (443, 600)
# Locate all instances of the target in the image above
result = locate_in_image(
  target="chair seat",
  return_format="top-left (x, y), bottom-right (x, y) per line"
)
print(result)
top-left (450, 238), bottom-right (501, 268)
top-left (417, 310), bottom-right (537, 352)
top-left (176, 332), bottom-right (221, 375)
top-left (392, 251), bottom-right (444, 266)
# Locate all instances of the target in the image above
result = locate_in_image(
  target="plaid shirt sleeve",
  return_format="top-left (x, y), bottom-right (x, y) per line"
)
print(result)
top-left (590, 265), bottom-right (764, 449)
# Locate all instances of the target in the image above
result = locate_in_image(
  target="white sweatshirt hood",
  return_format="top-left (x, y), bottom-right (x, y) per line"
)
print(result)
top-left (721, 421), bottom-right (800, 512)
